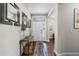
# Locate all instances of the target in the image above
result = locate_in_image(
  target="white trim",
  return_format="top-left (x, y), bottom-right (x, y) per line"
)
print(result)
top-left (54, 50), bottom-right (79, 56)
top-left (31, 14), bottom-right (48, 16)
top-left (62, 52), bottom-right (79, 56)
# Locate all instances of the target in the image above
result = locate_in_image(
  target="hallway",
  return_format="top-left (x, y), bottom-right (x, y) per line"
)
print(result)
top-left (0, 3), bottom-right (79, 56)
top-left (0, 3), bottom-right (57, 56)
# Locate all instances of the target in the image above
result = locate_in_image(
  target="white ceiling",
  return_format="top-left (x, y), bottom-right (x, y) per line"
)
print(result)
top-left (22, 3), bottom-right (56, 14)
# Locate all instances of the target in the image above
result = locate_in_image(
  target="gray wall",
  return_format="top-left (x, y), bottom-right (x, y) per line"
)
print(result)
top-left (55, 3), bottom-right (79, 56)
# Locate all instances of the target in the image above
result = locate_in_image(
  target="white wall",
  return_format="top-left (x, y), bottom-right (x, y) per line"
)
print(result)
top-left (0, 3), bottom-right (31, 56)
top-left (16, 3), bottom-right (31, 19)
top-left (55, 3), bottom-right (79, 56)
top-left (0, 25), bottom-right (31, 56)
top-left (48, 8), bottom-right (57, 39)
top-left (16, 3), bottom-right (31, 37)
top-left (0, 24), bottom-right (21, 56)
top-left (47, 4), bottom-right (58, 54)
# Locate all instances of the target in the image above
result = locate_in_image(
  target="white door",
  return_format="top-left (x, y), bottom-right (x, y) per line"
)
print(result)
top-left (32, 16), bottom-right (47, 41)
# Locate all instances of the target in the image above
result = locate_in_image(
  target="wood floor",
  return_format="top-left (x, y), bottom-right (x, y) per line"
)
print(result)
top-left (33, 39), bottom-right (55, 56)
top-left (47, 39), bottom-right (55, 56)
top-left (21, 38), bottom-right (55, 56)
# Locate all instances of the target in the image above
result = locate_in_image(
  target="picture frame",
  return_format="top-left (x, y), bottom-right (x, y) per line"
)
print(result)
top-left (28, 20), bottom-right (31, 28)
top-left (74, 8), bottom-right (79, 29)
top-left (5, 3), bottom-right (20, 26)
top-left (0, 3), bottom-right (12, 25)
top-left (21, 12), bottom-right (27, 30)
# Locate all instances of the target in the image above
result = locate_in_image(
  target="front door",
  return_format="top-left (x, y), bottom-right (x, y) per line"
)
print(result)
top-left (32, 15), bottom-right (47, 41)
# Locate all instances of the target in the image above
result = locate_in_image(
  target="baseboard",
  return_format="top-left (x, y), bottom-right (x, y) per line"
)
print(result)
top-left (62, 52), bottom-right (79, 56)
top-left (54, 50), bottom-right (63, 56)
top-left (54, 50), bottom-right (79, 56)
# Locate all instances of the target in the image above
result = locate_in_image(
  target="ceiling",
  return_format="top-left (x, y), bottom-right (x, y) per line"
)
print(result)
top-left (22, 3), bottom-right (56, 14)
